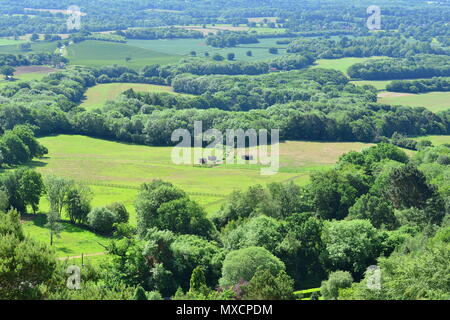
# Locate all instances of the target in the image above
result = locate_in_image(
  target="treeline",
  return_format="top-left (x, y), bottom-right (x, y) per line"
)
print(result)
top-left (175, 55), bottom-right (314, 76)
top-left (206, 31), bottom-right (259, 47)
top-left (116, 27), bottom-right (204, 40)
top-left (348, 55), bottom-right (450, 80)
top-left (0, 53), bottom-right (67, 67)
top-left (1, 66), bottom-right (449, 146)
top-left (69, 31), bottom-right (127, 43)
top-left (287, 36), bottom-right (449, 59)
top-left (0, 125), bottom-right (47, 167)
top-left (387, 77), bottom-right (450, 93)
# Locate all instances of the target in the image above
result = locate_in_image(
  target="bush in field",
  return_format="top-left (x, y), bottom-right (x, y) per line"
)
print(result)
top-left (87, 207), bottom-right (117, 234)
top-left (107, 202), bottom-right (129, 224)
top-left (320, 271), bottom-right (353, 300)
top-left (219, 246), bottom-right (285, 287)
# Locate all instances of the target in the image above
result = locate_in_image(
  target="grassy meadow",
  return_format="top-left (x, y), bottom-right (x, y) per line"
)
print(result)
top-left (66, 40), bottom-right (182, 69)
top-left (22, 215), bottom-right (109, 258)
top-left (413, 135), bottom-right (450, 146)
top-left (378, 91), bottom-right (450, 113)
top-left (80, 83), bottom-right (187, 110)
top-left (0, 41), bottom-right (57, 55)
top-left (31, 135), bottom-right (375, 222)
top-left (312, 56), bottom-right (388, 75)
top-left (127, 38), bottom-right (288, 61)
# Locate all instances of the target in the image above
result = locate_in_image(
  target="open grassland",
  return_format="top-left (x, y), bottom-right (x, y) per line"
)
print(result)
top-left (0, 65), bottom-right (57, 88)
top-left (175, 24), bottom-right (286, 36)
top-left (80, 83), bottom-right (186, 110)
top-left (25, 135), bottom-right (374, 259)
top-left (32, 135), bottom-right (374, 223)
top-left (414, 135), bottom-right (450, 145)
top-left (378, 91), bottom-right (450, 113)
top-left (0, 38), bottom-right (25, 46)
top-left (66, 40), bottom-right (181, 69)
top-left (22, 215), bottom-right (109, 259)
top-left (127, 38), bottom-right (288, 61)
top-left (312, 57), bottom-right (388, 75)
top-left (0, 41), bottom-right (57, 55)
top-left (350, 80), bottom-right (393, 91)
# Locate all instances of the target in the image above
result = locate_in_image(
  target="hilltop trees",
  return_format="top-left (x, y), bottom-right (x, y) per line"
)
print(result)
top-left (0, 168), bottom-right (45, 214)
top-left (321, 220), bottom-right (382, 275)
top-left (0, 210), bottom-right (57, 299)
top-left (135, 180), bottom-right (214, 238)
top-left (45, 176), bottom-right (74, 218)
top-left (320, 271), bottom-right (353, 300)
top-left (219, 246), bottom-right (285, 287)
top-left (206, 31), bottom-right (259, 48)
top-left (66, 185), bottom-right (93, 224)
top-left (0, 126), bottom-right (48, 167)
top-left (0, 65), bottom-right (14, 80)
top-left (243, 269), bottom-right (295, 300)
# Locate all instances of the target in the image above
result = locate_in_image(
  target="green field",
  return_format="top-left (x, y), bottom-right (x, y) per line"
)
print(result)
top-left (0, 38), bottom-right (25, 46)
top-left (127, 38), bottom-right (288, 61)
top-left (66, 40), bottom-right (182, 69)
top-left (80, 83), bottom-right (186, 110)
top-left (414, 135), bottom-right (450, 146)
top-left (0, 41), bottom-right (57, 54)
top-left (22, 215), bottom-right (109, 259)
top-left (312, 57), bottom-right (388, 75)
top-left (0, 66), bottom-right (56, 87)
top-left (350, 80), bottom-right (393, 91)
top-left (378, 91), bottom-right (450, 113)
top-left (32, 135), bottom-right (374, 224)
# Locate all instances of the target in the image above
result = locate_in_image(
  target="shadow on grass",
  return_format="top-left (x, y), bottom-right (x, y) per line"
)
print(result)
top-left (58, 247), bottom-right (74, 254)
top-left (26, 160), bottom-right (49, 169)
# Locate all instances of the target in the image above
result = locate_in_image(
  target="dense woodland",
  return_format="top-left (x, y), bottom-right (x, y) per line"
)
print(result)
top-left (348, 55), bottom-right (450, 80)
top-left (0, 0), bottom-right (449, 301)
top-left (0, 64), bottom-right (449, 147)
top-left (387, 77), bottom-right (450, 93)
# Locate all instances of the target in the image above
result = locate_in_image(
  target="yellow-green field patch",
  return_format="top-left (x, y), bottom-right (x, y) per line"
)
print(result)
top-left (378, 91), bottom-right (450, 113)
top-left (67, 40), bottom-right (181, 69)
top-left (33, 135), bottom-right (374, 222)
top-left (80, 83), bottom-right (183, 110)
top-left (414, 135), bottom-right (450, 146)
top-left (22, 215), bottom-right (109, 258)
top-left (312, 57), bottom-right (388, 75)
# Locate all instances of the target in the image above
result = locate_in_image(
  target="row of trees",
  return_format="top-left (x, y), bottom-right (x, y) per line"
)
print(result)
top-left (287, 35), bottom-right (449, 60)
top-left (387, 77), bottom-right (450, 93)
top-left (1, 65), bottom-right (449, 147)
top-left (348, 55), bottom-right (450, 80)
top-left (116, 27), bottom-right (203, 40)
top-left (0, 53), bottom-right (67, 67)
top-left (206, 31), bottom-right (259, 48)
